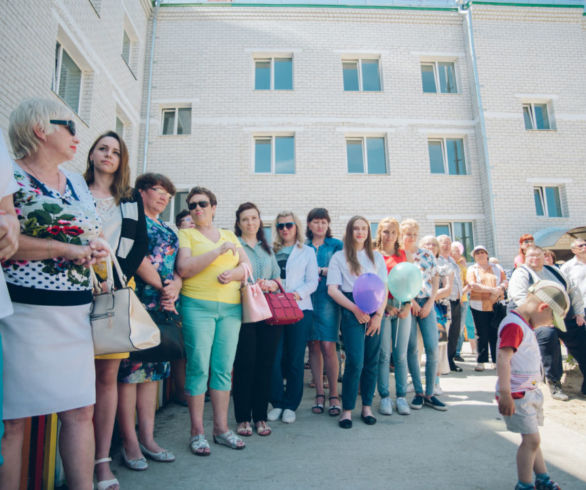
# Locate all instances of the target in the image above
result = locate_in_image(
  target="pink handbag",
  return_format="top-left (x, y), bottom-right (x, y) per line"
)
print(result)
top-left (241, 263), bottom-right (273, 324)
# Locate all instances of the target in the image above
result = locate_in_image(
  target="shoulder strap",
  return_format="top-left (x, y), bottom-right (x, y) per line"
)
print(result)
top-left (544, 265), bottom-right (567, 289)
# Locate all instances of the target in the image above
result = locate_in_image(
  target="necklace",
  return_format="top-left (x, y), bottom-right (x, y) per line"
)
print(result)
top-left (21, 162), bottom-right (62, 192)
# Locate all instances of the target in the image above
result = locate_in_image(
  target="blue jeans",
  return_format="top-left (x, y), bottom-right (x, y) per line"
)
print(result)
top-left (391, 312), bottom-right (412, 398)
top-left (377, 315), bottom-right (391, 398)
top-left (340, 297), bottom-right (381, 410)
top-left (270, 311), bottom-right (312, 411)
top-left (407, 297), bottom-right (438, 397)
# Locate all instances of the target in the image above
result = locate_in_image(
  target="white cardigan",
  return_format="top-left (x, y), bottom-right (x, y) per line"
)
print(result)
top-left (283, 243), bottom-right (319, 311)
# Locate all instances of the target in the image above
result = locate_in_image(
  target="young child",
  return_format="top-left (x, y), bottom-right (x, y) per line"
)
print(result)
top-left (496, 280), bottom-right (570, 490)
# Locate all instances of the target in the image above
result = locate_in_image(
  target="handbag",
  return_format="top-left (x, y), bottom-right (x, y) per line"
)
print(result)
top-left (264, 282), bottom-right (304, 326)
top-left (90, 244), bottom-right (160, 356)
top-left (129, 310), bottom-right (185, 362)
top-left (241, 263), bottom-right (272, 324)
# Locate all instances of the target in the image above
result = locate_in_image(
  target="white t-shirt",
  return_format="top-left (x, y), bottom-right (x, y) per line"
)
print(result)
top-left (0, 129), bottom-right (19, 319)
top-left (327, 248), bottom-right (387, 293)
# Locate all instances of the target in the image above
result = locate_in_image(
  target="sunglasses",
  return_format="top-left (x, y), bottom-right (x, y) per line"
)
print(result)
top-left (276, 222), bottom-right (295, 231)
top-left (150, 187), bottom-right (172, 199)
top-left (522, 239), bottom-right (534, 245)
top-left (575, 243), bottom-right (586, 249)
top-left (188, 200), bottom-right (210, 210)
top-left (50, 119), bottom-right (76, 136)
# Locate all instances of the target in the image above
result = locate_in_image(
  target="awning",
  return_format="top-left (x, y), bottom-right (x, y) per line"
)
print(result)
top-left (534, 226), bottom-right (586, 249)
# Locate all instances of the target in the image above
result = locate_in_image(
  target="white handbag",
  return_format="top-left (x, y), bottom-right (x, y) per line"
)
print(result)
top-left (90, 244), bottom-right (160, 356)
top-left (240, 263), bottom-right (272, 324)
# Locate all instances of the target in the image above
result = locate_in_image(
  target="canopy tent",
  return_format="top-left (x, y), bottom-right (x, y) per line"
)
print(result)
top-left (533, 226), bottom-right (586, 262)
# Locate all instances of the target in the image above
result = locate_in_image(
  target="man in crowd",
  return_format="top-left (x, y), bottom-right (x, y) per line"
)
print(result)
top-left (508, 245), bottom-right (585, 400)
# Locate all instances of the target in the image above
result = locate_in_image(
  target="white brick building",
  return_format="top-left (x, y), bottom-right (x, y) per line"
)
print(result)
top-left (1, 0), bottom-right (585, 266)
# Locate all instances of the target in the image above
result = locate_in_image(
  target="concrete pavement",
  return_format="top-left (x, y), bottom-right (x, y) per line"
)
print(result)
top-left (110, 353), bottom-right (586, 490)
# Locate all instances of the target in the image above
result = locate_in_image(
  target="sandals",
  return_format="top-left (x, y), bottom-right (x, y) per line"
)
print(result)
top-left (189, 434), bottom-right (211, 456)
top-left (312, 394), bottom-right (325, 414)
top-left (95, 457), bottom-right (119, 490)
top-left (236, 422), bottom-right (253, 437)
top-left (213, 430), bottom-right (246, 450)
top-left (328, 396), bottom-right (341, 417)
top-left (255, 421), bottom-right (272, 437)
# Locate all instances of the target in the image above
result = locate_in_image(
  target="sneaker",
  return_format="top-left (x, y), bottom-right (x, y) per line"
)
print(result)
top-left (434, 381), bottom-right (443, 396)
top-left (535, 478), bottom-right (561, 490)
top-left (267, 408), bottom-right (283, 421)
top-left (424, 396), bottom-right (448, 411)
top-left (410, 395), bottom-right (424, 410)
top-left (550, 383), bottom-right (569, 402)
top-left (379, 397), bottom-right (393, 415)
top-left (396, 397), bottom-right (411, 415)
top-left (475, 363), bottom-right (485, 372)
top-left (454, 355), bottom-right (465, 363)
top-left (281, 409), bottom-right (296, 424)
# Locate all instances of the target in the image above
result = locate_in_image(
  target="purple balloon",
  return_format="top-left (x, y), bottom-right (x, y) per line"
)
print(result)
top-left (352, 273), bottom-right (386, 314)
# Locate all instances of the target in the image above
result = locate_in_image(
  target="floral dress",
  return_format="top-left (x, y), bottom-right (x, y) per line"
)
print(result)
top-left (118, 216), bottom-right (179, 383)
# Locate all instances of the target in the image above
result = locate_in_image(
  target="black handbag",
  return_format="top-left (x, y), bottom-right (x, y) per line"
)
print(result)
top-left (129, 310), bottom-right (185, 362)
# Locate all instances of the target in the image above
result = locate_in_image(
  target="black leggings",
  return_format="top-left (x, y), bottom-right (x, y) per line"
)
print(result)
top-left (471, 308), bottom-right (497, 363)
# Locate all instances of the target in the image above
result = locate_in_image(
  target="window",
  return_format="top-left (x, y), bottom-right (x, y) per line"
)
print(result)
top-left (346, 137), bottom-right (387, 174)
top-left (254, 136), bottom-right (295, 174)
top-left (53, 42), bottom-right (82, 113)
top-left (263, 225), bottom-right (273, 245)
top-left (428, 138), bottom-right (466, 175)
top-left (122, 31), bottom-right (131, 66)
top-left (435, 222), bottom-right (474, 261)
top-left (421, 62), bottom-right (457, 94)
top-left (115, 117), bottom-right (125, 138)
top-left (534, 186), bottom-right (563, 218)
top-left (159, 191), bottom-right (189, 223)
top-left (343, 59), bottom-right (381, 92)
top-left (523, 103), bottom-right (551, 130)
top-left (370, 222), bottom-right (379, 238)
top-left (255, 57), bottom-right (292, 90)
top-left (161, 108), bottom-right (191, 135)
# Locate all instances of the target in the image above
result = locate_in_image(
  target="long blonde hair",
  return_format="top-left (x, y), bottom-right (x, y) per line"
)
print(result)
top-left (344, 216), bottom-right (375, 276)
top-left (373, 217), bottom-right (401, 255)
top-left (273, 211), bottom-right (304, 253)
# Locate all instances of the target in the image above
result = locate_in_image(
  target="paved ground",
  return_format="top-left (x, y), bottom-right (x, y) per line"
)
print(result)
top-left (110, 350), bottom-right (586, 490)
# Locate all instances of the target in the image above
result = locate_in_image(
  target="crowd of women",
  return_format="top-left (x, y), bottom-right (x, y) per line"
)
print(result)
top-left (0, 98), bottom-right (583, 490)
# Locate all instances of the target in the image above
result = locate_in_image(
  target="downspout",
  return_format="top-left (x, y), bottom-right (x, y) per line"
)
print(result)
top-left (458, 0), bottom-right (498, 257)
top-left (142, 0), bottom-right (161, 173)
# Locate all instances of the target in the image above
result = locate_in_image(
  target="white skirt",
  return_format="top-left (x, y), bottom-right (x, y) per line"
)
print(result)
top-left (0, 302), bottom-right (95, 419)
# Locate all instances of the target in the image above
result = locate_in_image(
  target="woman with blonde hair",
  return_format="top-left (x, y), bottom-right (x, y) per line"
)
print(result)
top-left (327, 216), bottom-right (387, 428)
top-left (373, 217), bottom-right (412, 416)
top-left (268, 211), bottom-right (318, 424)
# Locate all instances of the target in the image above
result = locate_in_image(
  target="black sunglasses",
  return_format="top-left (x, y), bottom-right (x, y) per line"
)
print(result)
top-left (188, 200), bottom-right (210, 210)
top-left (50, 119), bottom-right (76, 136)
top-left (276, 222), bottom-right (295, 231)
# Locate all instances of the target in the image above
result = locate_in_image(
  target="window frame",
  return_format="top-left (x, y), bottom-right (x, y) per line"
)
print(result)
top-left (161, 107), bottom-right (192, 136)
top-left (421, 61), bottom-right (457, 94)
top-left (159, 190), bottom-right (190, 224)
top-left (342, 58), bottom-right (382, 92)
top-left (345, 136), bottom-right (388, 175)
top-left (435, 221), bottom-right (475, 261)
top-left (428, 137), bottom-right (467, 175)
top-left (523, 102), bottom-right (552, 131)
top-left (533, 185), bottom-right (564, 218)
top-left (53, 42), bottom-right (83, 114)
top-left (253, 134), bottom-right (296, 175)
top-left (254, 56), bottom-right (293, 91)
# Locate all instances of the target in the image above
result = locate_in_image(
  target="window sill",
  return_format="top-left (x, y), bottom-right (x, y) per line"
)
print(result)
top-left (253, 89), bottom-right (294, 92)
top-left (160, 134), bottom-right (191, 137)
top-left (422, 92), bottom-right (459, 95)
top-left (121, 56), bottom-right (137, 80)
top-left (50, 91), bottom-right (89, 128)
top-left (524, 129), bottom-right (557, 132)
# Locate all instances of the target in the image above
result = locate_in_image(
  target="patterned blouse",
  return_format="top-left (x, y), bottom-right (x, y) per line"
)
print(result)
top-left (134, 216), bottom-right (179, 312)
top-left (414, 247), bottom-right (439, 300)
top-left (2, 165), bottom-right (101, 306)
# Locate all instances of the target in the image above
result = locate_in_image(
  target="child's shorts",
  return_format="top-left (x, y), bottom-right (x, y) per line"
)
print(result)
top-left (503, 389), bottom-right (544, 434)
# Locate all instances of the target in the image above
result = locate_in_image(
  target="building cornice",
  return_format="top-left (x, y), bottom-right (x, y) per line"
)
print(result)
top-left (470, 4), bottom-right (583, 21)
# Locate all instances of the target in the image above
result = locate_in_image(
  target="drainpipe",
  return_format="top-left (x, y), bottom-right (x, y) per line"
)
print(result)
top-left (458, 0), bottom-right (499, 257)
top-left (142, 0), bottom-right (161, 173)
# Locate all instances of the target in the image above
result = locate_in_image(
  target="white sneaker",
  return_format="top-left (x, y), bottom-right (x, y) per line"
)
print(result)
top-left (475, 363), bottom-right (485, 372)
top-left (281, 409), bottom-right (296, 424)
top-left (267, 408), bottom-right (283, 421)
top-left (396, 397), bottom-right (411, 415)
top-left (379, 397), bottom-right (393, 415)
top-left (434, 381), bottom-right (443, 396)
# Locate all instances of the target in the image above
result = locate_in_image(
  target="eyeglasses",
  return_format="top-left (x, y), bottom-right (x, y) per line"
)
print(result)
top-left (276, 222), bottom-right (295, 231)
top-left (575, 243), bottom-right (586, 249)
top-left (149, 187), bottom-right (172, 199)
top-left (522, 239), bottom-right (534, 245)
top-left (50, 119), bottom-right (76, 136)
top-left (188, 200), bottom-right (210, 210)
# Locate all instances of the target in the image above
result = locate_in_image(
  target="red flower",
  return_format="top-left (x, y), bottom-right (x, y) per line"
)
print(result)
top-left (47, 226), bottom-right (61, 235)
top-left (63, 225), bottom-right (83, 237)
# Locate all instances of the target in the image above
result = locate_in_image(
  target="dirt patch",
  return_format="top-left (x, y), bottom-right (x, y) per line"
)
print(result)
top-left (544, 365), bottom-right (586, 435)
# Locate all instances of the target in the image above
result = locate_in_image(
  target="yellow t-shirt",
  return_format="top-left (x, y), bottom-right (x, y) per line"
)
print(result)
top-left (178, 228), bottom-right (241, 304)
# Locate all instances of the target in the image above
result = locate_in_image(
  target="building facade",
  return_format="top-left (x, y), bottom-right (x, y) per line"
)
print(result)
top-left (1, 0), bottom-right (585, 266)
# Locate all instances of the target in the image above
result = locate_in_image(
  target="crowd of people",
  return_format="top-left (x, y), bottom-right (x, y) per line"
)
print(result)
top-left (0, 98), bottom-right (585, 490)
